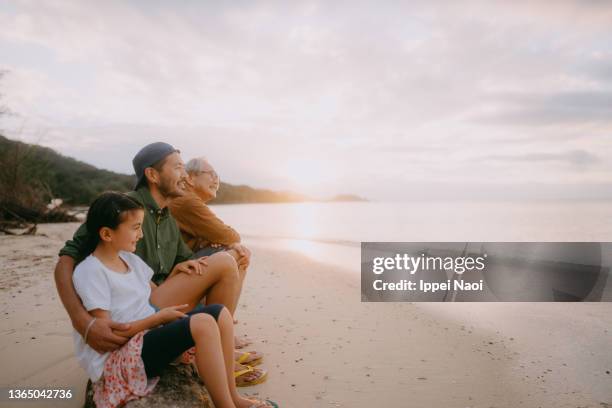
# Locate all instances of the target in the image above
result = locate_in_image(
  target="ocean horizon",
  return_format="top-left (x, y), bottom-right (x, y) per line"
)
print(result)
top-left (212, 200), bottom-right (612, 243)
top-left (212, 200), bottom-right (612, 273)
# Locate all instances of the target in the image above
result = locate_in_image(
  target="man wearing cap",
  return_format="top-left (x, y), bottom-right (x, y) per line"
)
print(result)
top-left (54, 143), bottom-right (248, 354)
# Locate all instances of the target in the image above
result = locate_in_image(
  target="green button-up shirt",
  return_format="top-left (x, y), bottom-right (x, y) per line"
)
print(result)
top-left (58, 186), bottom-right (193, 284)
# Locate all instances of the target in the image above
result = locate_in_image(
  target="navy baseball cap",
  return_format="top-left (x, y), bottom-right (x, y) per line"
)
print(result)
top-left (132, 142), bottom-right (180, 189)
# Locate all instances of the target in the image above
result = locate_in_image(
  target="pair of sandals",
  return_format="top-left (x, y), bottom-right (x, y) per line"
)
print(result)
top-left (174, 348), bottom-right (268, 388)
top-left (236, 352), bottom-right (279, 407)
top-left (172, 347), bottom-right (277, 406)
top-left (234, 337), bottom-right (267, 387)
top-left (235, 350), bottom-right (266, 387)
top-left (198, 350), bottom-right (277, 407)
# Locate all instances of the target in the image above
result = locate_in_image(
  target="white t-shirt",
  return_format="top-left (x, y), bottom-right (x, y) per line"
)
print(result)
top-left (72, 251), bottom-right (157, 382)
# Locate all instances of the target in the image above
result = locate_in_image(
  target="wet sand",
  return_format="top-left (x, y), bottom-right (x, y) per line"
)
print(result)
top-left (1, 223), bottom-right (611, 407)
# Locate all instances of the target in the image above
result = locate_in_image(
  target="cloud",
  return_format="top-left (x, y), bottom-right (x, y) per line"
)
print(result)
top-left (1, 0), bottom-right (612, 200)
top-left (473, 91), bottom-right (612, 126)
top-left (478, 149), bottom-right (600, 167)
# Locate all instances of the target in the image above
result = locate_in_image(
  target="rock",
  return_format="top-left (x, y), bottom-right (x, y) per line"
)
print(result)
top-left (83, 364), bottom-right (213, 407)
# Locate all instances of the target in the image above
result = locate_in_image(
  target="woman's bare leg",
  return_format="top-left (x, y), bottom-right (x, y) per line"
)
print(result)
top-left (224, 248), bottom-right (249, 320)
top-left (190, 313), bottom-right (236, 408)
top-left (151, 252), bottom-right (240, 313)
top-left (232, 264), bottom-right (248, 319)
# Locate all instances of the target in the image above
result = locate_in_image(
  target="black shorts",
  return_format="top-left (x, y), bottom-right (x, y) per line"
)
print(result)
top-left (192, 245), bottom-right (228, 258)
top-left (140, 303), bottom-right (224, 378)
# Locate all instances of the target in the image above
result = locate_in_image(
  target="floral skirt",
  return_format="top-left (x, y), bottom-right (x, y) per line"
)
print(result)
top-left (92, 331), bottom-right (159, 408)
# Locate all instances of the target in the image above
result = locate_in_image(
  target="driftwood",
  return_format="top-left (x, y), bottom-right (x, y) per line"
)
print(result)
top-left (0, 200), bottom-right (76, 223)
top-left (0, 200), bottom-right (76, 235)
top-left (0, 221), bottom-right (37, 235)
top-left (83, 364), bottom-right (214, 408)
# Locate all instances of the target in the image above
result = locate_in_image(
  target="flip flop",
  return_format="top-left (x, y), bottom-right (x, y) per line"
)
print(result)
top-left (236, 351), bottom-right (263, 366)
top-left (247, 398), bottom-right (279, 407)
top-left (235, 365), bottom-right (268, 387)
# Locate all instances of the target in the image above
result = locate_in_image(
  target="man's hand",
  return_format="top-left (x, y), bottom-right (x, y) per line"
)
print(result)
top-left (229, 243), bottom-right (251, 270)
top-left (169, 257), bottom-right (208, 277)
top-left (87, 318), bottom-right (131, 353)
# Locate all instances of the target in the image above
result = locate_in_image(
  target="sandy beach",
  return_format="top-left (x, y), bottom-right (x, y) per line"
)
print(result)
top-left (1, 223), bottom-right (611, 408)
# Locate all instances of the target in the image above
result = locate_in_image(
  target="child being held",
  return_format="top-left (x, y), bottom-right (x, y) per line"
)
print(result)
top-left (72, 191), bottom-right (277, 408)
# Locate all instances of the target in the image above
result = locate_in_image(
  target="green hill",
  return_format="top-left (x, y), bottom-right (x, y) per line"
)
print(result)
top-left (0, 135), bottom-right (135, 206)
top-left (0, 135), bottom-right (312, 206)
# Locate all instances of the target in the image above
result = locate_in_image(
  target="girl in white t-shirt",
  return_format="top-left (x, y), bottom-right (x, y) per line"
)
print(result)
top-left (72, 191), bottom-right (277, 408)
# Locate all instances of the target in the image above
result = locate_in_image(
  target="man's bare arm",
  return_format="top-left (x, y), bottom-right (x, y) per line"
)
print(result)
top-left (54, 255), bottom-right (91, 335)
top-left (53, 255), bottom-right (130, 353)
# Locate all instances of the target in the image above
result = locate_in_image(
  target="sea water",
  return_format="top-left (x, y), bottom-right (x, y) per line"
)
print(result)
top-left (211, 200), bottom-right (612, 272)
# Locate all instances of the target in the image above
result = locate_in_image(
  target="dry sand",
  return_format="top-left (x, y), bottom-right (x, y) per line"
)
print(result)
top-left (1, 223), bottom-right (611, 407)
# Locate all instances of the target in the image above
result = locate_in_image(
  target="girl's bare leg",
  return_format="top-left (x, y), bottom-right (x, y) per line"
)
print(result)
top-left (190, 313), bottom-right (236, 408)
top-left (216, 307), bottom-right (265, 408)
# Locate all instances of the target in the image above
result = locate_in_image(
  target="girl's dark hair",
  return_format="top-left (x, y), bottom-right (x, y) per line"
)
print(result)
top-left (85, 191), bottom-right (144, 254)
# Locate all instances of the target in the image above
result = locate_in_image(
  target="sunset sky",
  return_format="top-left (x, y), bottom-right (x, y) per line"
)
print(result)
top-left (1, 1), bottom-right (611, 200)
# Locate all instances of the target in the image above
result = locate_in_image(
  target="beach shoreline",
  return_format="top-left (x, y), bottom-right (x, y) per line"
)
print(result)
top-left (1, 223), bottom-right (611, 407)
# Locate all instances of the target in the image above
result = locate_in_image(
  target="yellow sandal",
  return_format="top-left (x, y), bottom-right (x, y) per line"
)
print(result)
top-left (236, 351), bottom-right (263, 367)
top-left (235, 365), bottom-right (268, 387)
